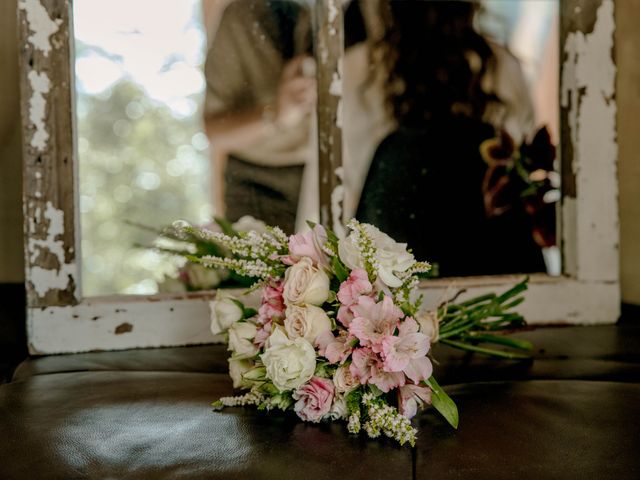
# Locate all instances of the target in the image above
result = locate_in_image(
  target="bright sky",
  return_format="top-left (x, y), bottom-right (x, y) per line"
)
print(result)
top-left (73, 0), bottom-right (205, 116)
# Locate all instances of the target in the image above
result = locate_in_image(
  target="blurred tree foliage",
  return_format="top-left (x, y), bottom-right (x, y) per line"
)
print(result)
top-left (78, 69), bottom-right (210, 295)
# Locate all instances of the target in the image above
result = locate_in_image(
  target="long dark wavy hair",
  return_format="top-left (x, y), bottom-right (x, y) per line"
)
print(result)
top-left (374, 0), bottom-right (500, 127)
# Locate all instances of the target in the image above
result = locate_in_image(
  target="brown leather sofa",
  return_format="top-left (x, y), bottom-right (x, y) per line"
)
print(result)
top-left (1, 324), bottom-right (639, 479)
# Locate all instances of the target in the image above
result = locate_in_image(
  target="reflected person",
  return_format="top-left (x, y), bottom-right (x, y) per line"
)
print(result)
top-left (356, 0), bottom-right (545, 277)
top-left (203, 0), bottom-right (314, 233)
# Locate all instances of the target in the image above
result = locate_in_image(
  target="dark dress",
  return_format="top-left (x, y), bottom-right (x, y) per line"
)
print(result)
top-left (356, 118), bottom-right (545, 277)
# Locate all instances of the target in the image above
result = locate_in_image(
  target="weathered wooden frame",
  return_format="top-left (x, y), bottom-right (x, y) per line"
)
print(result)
top-left (19, 0), bottom-right (620, 355)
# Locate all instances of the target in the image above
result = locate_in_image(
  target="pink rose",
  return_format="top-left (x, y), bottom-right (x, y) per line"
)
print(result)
top-left (285, 224), bottom-right (329, 268)
top-left (398, 384), bottom-right (431, 419)
top-left (293, 377), bottom-right (335, 423)
top-left (337, 268), bottom-right (372, 306)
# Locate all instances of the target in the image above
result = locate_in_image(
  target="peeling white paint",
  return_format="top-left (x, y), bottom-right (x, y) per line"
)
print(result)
top-left (18, 0), bottom-right (62, 57)
top-left (27, 70), bottom-right (51, 151)
top-left (561, 0), bottom-right (618, 282)
top-left (327, 0), bottom-right (339, 24)
top-left (331, 166), bottom-right (346, 238)
top-left (329, 72), bottom-right (342, 96)
top-left (28, 201), bottom-right (77, 298)
top-left (27, 278), bottom-right (619, 355)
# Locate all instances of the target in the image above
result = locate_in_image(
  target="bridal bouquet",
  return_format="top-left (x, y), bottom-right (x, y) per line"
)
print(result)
top-left (174, 219), bottom-right (531, 446)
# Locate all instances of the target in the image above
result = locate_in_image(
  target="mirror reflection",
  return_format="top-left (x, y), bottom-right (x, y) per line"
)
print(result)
top-left (76, 0), bottom-right (560, 296)
top-left (75, 0), bottom-right (315, 295)
top-left (346, 0), bottom-right (560, 278)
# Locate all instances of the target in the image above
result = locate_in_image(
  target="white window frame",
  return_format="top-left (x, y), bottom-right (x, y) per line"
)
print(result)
top-left (19, 0), bottom-right (619, 354)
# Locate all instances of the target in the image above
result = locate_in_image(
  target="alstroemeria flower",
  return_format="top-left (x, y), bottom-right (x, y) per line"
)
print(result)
top-left (337, 268), bottom-right (372, 306)
top-left (349, 347), bottom-right (378, 384)
top-left (327, 333), bottom-right (356, 364)
top-left (398, 384), bottom-right (432, 419)
top-left (369, 366), bottom-right (406, 393)
top-left (349, 296), bottom-right (403, 352)
top-left (381, 318), bottom-right (432, 383)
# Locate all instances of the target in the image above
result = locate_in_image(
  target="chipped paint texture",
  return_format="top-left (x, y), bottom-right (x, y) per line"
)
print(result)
top-left (28, 277), bottom-right (619, 354)
top-left (18, 0), bottom-right (62, 56)
top-left (28, 201), bottom-right (77, 298)
top-left (27, 70), bottom-right (51, 151)
top-left (332, 166), bottom-right (346, 238)
top-left (561, 0), bottom-right (618, 282)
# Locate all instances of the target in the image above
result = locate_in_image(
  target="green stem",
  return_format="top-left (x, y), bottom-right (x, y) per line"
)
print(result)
top-left (439, 338), bottom-right (531, 359)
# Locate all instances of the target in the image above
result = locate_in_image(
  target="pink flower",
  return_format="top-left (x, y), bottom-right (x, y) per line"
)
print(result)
top-left (293, 377), bottom-right (335, 423)
top-left (337, 269), bottom-right (372, 306)
top-left (349, 347), bottom-right (377, 384)
top-left (284, 224), bottom-right (329, 268)
top-left (349, 296), bottom-right (403, 352)
top-left (319, 331), bottom-right (355, 364)
top-left (257, 280), bottom-right (285, 325)
top-left (398, 384), bottom-right (432, 419)
top-left (381, 318), bottom-right (433, 383)
top-left (337, 305), bottom-right (355, 327)
top-left (369, 367), bottom-right (405, 393)
top-left (253, 320), bottom-right (273, 349)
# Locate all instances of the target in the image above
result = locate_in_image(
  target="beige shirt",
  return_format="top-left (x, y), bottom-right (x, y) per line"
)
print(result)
top-left (204, 0), bottom-right (312, 167)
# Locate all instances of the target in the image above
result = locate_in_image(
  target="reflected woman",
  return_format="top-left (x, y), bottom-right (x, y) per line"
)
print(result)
top-left (203, 0), bottom-right (314, 233)
top-left (355, 0), bottom-right (546, 277)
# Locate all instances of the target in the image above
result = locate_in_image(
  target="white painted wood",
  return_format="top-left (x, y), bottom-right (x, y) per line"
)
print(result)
top-left (561, 0), bottom-right (619, 283)
top-left (27, 276), bottom-right (619, 354)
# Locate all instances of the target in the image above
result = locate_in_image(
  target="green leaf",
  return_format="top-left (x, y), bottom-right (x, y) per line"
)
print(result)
top-left (345, 387), bottom-right (363, 414)
top-left (242, 366), bottom-right (267, 382)
top-left (211, 400), bottom-right (224, 411)
top-left (425, 376), bottom-right (458, 429)
top-left (368, 384), bottom-right (384, 397)
top-left (214, 217), bottom-right (238, 237)
top-left (496, 277), bottom-right (529, 303)
top-left (331, 256), bottom-right (350, 282)
top-left (256, 382), bottom-right (279, 395)
top-left (243, 307), bottom-right (258, 319)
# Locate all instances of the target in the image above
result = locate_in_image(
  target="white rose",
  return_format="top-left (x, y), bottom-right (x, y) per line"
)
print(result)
top-left (185, 263), bottom-right (221, 290)
top-left (228, 358), bottom-right (254, 389)
top-left (337, 235), bottom-right (365, 271)
top-left (416, 310), bottom-right (439, 343)
top-left (228, 321), bottom-right (258, 359)
top-left (338, 223), bottom-right (415, 288)
top-left (261, 327), bottom-right (316, 391)
top-left (283, 257), bottom-right (330, 306)
top-left (209, 292), bottom-right (244, 335)
top-left (232, 215), bottom-right (268, 234)
top-left (327, 394), bottom-right (348, 420)
top-left (284, 304), bottom-right (332, 344)
top-left (333, 364), bottom-right (359, 394)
